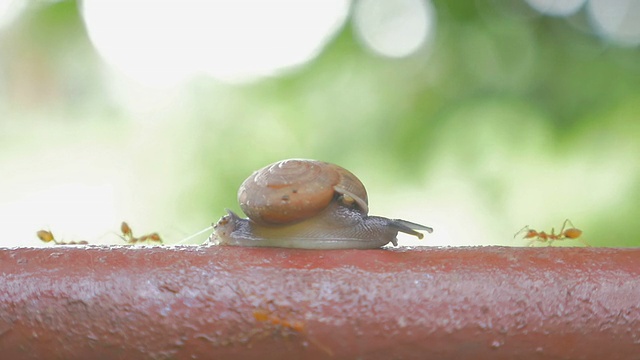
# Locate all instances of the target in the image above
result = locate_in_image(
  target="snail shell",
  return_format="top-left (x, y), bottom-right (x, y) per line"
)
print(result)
top-left (238, 159), bottom-right (369, 225)
top-left (211, 159), bottom-right (433, 249)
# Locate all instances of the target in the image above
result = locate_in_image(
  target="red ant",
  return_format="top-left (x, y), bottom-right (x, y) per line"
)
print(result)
top-left (37, 230), bottom-right (89, 245)
top-left (119, 221), bottom-right (163, 244)
top-left (514, 219), bottom-right (589, 247)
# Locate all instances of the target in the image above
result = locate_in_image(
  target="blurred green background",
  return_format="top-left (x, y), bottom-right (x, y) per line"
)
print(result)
top-left (1, 0), bottom-right (639, 247)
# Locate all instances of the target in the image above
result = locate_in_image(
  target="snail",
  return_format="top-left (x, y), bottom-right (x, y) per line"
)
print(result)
top-left (210, 159), bottom-right (433, 249)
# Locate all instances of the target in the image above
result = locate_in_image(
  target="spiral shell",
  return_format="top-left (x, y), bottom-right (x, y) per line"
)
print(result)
top-left (237, 159), bottom-right (368, 225)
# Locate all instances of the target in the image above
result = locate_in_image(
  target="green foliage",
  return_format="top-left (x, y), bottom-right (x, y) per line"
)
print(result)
top-left (1, 1), bottom-right (639, 246)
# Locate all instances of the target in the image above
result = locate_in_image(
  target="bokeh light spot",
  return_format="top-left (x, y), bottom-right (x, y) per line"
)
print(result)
top-left (587, 0), bottom-right (640, 46)
top-left (352, 0), bottom-right (436, 58)
top-left (0, 0), bottom-right (26, 29)
top-left (524, 0), bottom-right (586, 17)
top-left (197, 0), bottom-right (350, 82)
top-left (81, 0), bottom-right (350, 85)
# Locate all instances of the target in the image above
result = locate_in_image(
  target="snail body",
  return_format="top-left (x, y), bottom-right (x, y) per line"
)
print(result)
top-left (211, 159), bottom-right (432, 249)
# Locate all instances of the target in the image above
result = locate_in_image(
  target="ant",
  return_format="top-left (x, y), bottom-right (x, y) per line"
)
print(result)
top-left (514, 219), bottom-right (589, 247)
top-left (252, 306), bottom-right (305, 333)
top-left (119, 221), bottom-right (163, 244)
top-left (251, 301), bottom-right (333, 356)
top-left (36, 230), bottom-right (89, 245)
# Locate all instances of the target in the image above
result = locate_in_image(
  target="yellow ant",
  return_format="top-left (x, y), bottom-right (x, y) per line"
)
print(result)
top-left (514, 219), bottom-right (589, 247)
top-left (36, 230), bottom-right (89, 245)
top-left (119, 221), bottom-right (163, 244)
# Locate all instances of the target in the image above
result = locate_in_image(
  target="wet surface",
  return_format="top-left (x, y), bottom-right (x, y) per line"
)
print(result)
top-left (0, 246), bottom-right (639, 359)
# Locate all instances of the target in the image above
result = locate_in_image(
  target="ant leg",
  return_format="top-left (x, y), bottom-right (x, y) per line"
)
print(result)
top-left (514, 225), bottom-right (531, 239)
top-left (576, 238), bottom-right (592, 247)
top-left (560, 219), bottom-right (579, 235)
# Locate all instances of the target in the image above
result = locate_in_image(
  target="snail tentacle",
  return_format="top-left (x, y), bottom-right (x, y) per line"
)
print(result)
top-left (388, 219), bottom-right (434, 239)
top-left (334, 186), bottom-right (369, 214)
